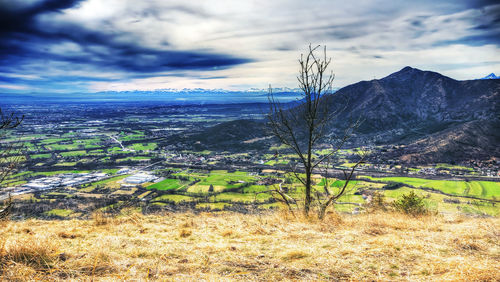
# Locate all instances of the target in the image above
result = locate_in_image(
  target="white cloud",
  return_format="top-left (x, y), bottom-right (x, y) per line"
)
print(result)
top-left (0, 84), bottom-right (32, 90)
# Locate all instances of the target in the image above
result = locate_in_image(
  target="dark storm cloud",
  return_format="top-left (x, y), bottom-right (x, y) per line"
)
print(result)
top-left (0, 0), bottom-right (84, 34)
top-left (0, 0), bottom-right (251, 84)
top-left (0, 33), bottom-right (251, 74)
top-left (199, 76), bottom-right (228, 80)
top-left (464, 0), bottom-right (500, 9)
top-left (435, 33), bottom-right (500, 47)
top-left (44, 75), bottom-right (117, 83)
top-left (432, 4), bottom-right (500, 47)
top-left (472, 5), bottom-right (500, 28)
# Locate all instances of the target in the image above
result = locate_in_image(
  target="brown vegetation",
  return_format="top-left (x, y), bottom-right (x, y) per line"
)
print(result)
top-left (0, 210), bottom-right (498, 281)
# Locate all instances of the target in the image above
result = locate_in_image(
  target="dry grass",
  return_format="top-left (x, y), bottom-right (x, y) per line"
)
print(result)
top-left (0, 211), bottom-right (498, 281)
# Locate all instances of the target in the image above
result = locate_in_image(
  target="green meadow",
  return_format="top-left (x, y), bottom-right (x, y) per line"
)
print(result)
top-left (147, 178), bottom-right (183, 191)
top-left (361, 176), bottom-right (500, 199)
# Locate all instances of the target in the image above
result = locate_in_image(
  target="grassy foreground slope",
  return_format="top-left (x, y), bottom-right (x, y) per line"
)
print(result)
top-left (1, 211), bottom-right (499, 281)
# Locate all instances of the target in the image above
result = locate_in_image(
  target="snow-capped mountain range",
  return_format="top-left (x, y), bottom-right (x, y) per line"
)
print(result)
top-left (480, 73), bottom-right (499, 80)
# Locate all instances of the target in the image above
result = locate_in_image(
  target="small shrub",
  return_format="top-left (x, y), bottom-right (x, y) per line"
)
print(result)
top-left (220, 230), bottom-right (233, 237)
top-left (282, 250), bottom-right (309, 261)
top-left (453, 238), bottom-right (483, 251)
top-left (0, 197), bottom-right (12, 221)
top-left (366, 191), bottom-right (387, 211)
top-left (179, 229), bottom-right (192, 238)
top-left (92, 211), bottom-right (109, 226)
top-left (383, 182), bottom-right (404, 190)
top-left (364, 227), bottom-right (386, 236)
top-left (57, 231), bottom-right (78, 239)
top-left (392, 191), bottom-right (428, 216)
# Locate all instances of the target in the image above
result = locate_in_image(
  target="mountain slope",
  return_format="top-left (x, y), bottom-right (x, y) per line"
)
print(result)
top-left (331, 67), bottom-right (498, 139)
top-left (168, 119), bottom-right (269, 151)
top-left (325, 66), bottom-right (499, 163)
top-left (380, 119), bottom-right (500, 164)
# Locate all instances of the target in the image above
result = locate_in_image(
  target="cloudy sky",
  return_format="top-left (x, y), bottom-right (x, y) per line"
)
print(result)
top-left (0, 0), bottom-right (499, 93)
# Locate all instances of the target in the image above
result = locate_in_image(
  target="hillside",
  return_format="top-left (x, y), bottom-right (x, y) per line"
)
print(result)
top-left (383, 119), bottom-right (500, 164)
top-left (1, 211), bottom-right (498, 281)
top-left (330, 66), bottom-right (498, 141)
top-left (169, 119), bottom-right (270, 151)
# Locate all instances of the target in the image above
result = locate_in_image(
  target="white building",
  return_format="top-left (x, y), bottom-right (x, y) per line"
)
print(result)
top-left (124, 173), bottom-right (156, 184)
top-left (117, 168), bottom-right (131, 174)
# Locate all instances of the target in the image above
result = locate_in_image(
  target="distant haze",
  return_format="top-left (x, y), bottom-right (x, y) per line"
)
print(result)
top-left (0, 0), bottom-right (499, 94)
top-left (0, 89), bottom-right (303, 105)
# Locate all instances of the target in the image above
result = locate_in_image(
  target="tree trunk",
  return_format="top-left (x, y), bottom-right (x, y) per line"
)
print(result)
top-left (304, 169), bottom-right (312, 217)
top-left (318, 203), bottom-right (328, 220)
top-left (0, 196), bottom-right (12, 220)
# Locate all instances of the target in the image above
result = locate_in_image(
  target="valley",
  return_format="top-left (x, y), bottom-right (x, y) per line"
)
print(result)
top-left (1, 77), bottom-right (499, 218)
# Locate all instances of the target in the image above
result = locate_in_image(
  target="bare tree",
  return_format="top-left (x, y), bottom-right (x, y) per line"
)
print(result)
top-left (0, 108), bottom-right (24, 219)
top-left (267, 44), bottom-right (363, 218)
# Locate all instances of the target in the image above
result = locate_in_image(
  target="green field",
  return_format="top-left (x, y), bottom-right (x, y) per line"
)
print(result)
top-left (242, 185), bottom-right (269, 193)
top-left (119, 131), bottom-right (145, 141)
top-left (215, 192), bottom-right (271, 203)
top-left (31, 153), bottom-right (51, 159)
top-left (40, 138), bottom-right (67, 144)
top-left (128, 143), bottom-right (157, 151)
top-left (152, 194), bottom-right (195, 203)
top-left (362, 176), bottom-right (500, 199)
top-left (264, 159), bottom-right (289, 166)
top-left (60, 150), bottom-right (87, 157)
top-left (83, 175), bottom-right (129, 190)
top-left (435, 163), bottom-right (474, 171)
top-left (195, 202), bottom-right (232, 210)
top-left (44, 209), bottom-right (73, 217)
top-left (199, 170), bottom-right (255, 185)
top-left (116, 156), bottom-right (151, 162)
top-left (176, 170), bottom-right (257, 193)
top-left (28, 170), bottom-right (91, 177)
top-left (147, 179), bottom-right (183, 191)
top-left (54, 162), bottom-right (78, 166)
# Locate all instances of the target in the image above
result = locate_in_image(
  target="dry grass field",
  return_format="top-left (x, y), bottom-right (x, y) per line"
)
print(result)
top-left (0, 210), bottom-right (499, 281)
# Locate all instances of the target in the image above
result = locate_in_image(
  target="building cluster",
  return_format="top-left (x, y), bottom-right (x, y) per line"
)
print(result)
top-left (3, 172), bottom-right (109, 198)
top-left (165, 151), bottom-right (261, 167)
top-left (481, 169), bottom-right (500, 177)
top-left (256, 178), bottom-right (281, 185)
top-left (167, 153), bottom-right (207, 164)
top-left (417, 167), bottom-right (437, 175)
top-left (123, 173), bottom-right (157, 185)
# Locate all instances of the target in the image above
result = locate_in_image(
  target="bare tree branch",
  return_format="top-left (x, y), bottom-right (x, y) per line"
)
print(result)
top-left (0, 108), bottom-right (24, 220)
top-left (267, 45), bottom-right (362, 219)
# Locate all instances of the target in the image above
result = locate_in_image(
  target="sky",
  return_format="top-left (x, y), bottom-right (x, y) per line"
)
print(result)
top-left (0, 0), bottom-right (499, 93)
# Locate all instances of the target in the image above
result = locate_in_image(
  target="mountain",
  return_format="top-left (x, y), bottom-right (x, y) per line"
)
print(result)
top-left (329, 66), bottom-right (499, 141)
top-left (326, 66), bottom-right (499, 163)
top-left (480, 73), bottom-right (499, 80)
top-left (170, 67), bottom-right (499, 163)
top-left (0, 89), bottom-right (302, 105)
